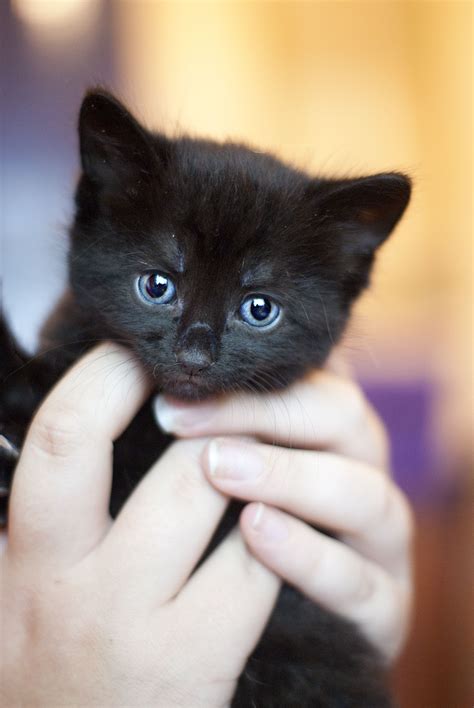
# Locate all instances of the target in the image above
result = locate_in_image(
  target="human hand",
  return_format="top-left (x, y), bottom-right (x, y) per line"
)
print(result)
top-left (154, 356), bottom-right (414, 661)
top-left (1, 344), bottom-right (279, 708)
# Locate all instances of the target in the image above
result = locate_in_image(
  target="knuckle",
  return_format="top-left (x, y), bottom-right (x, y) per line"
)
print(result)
top-left (343, 379), bottom-right (366, 420)
top-left (394, 492), bottom-right (415, 547)
top-left (29, 406), bottom-right (87, 460)
top-left (328, 451), bottom-right (351, 482)
top-left (371, 589), bottom-right (408, 661)
top-left (371, 477), bottom-right (414, 547)
top-left (342, 562), bottom-right (376, 609)
top-left (365, 474), bottom-right (395, 530)
top-left (350, 563), bottom-right (377, 607)
top-left (333, 378), bottom-right (369, 439)
top-left (371, 412), bottom-right (391, 470)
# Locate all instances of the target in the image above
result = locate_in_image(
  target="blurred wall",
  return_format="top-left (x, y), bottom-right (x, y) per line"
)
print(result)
top-left (114, 1), bottom-right (472, 475)
top-left (2, 0), bottom-right (117, 349)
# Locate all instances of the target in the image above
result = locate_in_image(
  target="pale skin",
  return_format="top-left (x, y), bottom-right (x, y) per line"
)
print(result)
top-left (1, 343), bottom-right (413, 707)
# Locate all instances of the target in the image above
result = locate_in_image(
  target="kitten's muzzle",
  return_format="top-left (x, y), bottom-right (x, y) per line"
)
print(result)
top-left (174, 323), bottom-right (217, 376)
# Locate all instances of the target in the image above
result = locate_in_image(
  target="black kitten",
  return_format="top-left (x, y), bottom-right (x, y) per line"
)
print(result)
top-left (0, 89), bottom-right (411, 707)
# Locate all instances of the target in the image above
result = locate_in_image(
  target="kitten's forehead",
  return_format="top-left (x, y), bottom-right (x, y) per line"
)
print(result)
top-left (153, 139), bottom-right (316, 288)
top-left (165, 138), bottom-right (307, 237)
top-left (150, 224), bottom-right (280, 294)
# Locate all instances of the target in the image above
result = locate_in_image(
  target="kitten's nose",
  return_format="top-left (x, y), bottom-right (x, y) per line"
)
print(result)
top-left (174, 324), bottom-right (216, 375)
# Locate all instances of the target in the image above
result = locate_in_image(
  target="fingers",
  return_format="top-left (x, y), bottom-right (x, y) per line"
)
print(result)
top-left (0, 530), bottom-right (6, 557)
top-left (177, 529), bottom-right (280, 670)
top-left (324, 346), bottom-right (353, 378)
top-left (100, 439), bottom-right (228, 605)
top-left (203, 439), bottom-right (413, 576)
top-left (9, 343), bottom-right (149, 565)
top-left (240, 504), bottom-right (411, 660)
top-left (154, 370), bottom-right (388, 469)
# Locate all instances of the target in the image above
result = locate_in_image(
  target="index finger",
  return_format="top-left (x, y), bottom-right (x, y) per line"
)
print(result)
top-left (154, 371), bottom-right (388, 469)
top-left (9, 343), bottom-right (150, 566)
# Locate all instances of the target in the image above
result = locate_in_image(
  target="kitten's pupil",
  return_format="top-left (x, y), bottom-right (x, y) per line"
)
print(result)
top-left (240, 295), bottom-right (280, 327)
top-left (146, 273), bottom-right (168, 299)
top-left (137, 272), bottom-right (176, 304)
top-left (251, 297), bottom-right (271, 321)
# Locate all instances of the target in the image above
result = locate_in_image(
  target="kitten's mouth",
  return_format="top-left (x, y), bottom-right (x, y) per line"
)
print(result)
top-left (163, 372), bottom-right (215, 401)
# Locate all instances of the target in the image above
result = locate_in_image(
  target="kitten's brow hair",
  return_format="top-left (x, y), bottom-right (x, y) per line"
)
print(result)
top-left (240, 261), bottom-right (275, 289)
top-left (176, 239), bottom-right (185, 273)
top-left (136, 231), bottom-right (185, 274)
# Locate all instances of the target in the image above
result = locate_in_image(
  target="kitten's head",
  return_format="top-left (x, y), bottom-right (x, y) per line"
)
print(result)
top-left (70, 89), bottom-right (410, 400)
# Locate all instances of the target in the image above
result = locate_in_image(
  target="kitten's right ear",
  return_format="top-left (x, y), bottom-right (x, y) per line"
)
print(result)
top-left (79, 89), bottom-right (157, 185)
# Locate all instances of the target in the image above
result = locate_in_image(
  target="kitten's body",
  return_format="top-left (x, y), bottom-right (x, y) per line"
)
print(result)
top-left (0, 90), bottom-right (411, 706)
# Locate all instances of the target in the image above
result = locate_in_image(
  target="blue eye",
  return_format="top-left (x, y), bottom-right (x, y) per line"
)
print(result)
top-left (240, 296), bottom-right (280, 328)
top-left (137, 273), bottom-right (176, 304)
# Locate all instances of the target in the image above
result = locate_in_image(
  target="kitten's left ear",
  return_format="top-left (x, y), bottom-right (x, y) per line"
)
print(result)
top-left (309, 172), bottom-right (411, 294)
top-left (78, 89), bottom-right (159, 186)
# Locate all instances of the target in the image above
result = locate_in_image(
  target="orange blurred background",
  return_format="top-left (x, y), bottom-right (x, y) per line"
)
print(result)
top-left (3, 1), bottom-right (473, 705)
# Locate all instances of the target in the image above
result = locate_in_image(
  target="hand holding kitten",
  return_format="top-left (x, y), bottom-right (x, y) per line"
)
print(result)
top-left (1, 344), bottom-right (279, 708)
top-left (1, 343), bottom-right (412, 707)
top-left (154, 351), bottom-right (414, 661)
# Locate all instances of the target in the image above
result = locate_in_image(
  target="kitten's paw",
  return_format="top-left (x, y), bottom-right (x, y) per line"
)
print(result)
top-left (0, 434), bottom-right (19, 527)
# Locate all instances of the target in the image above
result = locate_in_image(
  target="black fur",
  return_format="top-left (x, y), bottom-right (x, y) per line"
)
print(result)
top-left (0, 89), bottom-right (411, 706)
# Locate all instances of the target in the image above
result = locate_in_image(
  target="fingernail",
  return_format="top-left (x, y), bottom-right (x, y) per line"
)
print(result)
top-left (208, 439), bottom-right (264, 481)
top-left (250, 504), bottom-right (289, 542)
top-left (153, 395), bottom-right (217, 433)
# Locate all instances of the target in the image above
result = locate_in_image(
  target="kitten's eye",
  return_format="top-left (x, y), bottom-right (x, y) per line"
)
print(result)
top-left (137, 273), bottom-right (176, 304)
top-left (240, 296), bottom-right (280, 328)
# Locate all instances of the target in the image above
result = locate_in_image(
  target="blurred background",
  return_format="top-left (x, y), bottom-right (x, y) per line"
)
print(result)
top-left (1, 1), bottom-right (472, 705)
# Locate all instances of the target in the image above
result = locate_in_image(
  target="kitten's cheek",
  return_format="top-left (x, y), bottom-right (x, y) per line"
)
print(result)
top-left (153, 394), bottom-right (218, 434)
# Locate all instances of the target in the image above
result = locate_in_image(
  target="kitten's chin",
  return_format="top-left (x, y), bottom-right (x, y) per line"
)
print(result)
top-left (161, 377), bottom-right (216, 402)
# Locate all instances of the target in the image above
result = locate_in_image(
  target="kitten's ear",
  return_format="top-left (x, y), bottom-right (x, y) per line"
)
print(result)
top-left (79, 89), bottom-right (157, 185)
top-left (313, 172), bottom-right (411, 248)
top-left (309, 172), bottom-right (411, 294)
